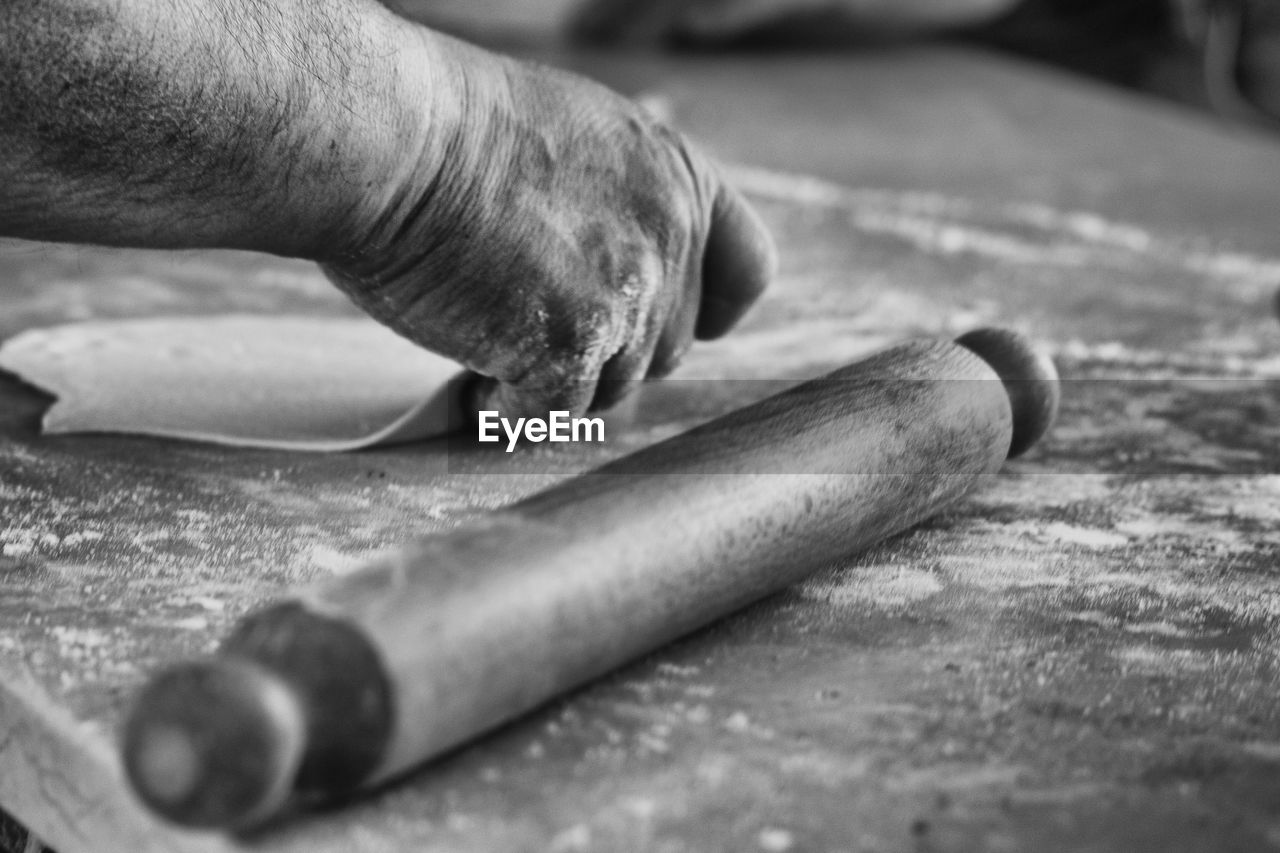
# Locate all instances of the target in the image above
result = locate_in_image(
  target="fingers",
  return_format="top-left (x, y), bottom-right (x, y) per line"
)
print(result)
top-left (592, 298), bottom-right (683, 411)
top-left (695, 179), bottom-right (777, 341)
top-left (592, 345), bottom-right (653, 412)
top-left (460, 128), bottom-right (774, 423)
top-left (598, 148), bottom-right (776, 394)
top-left (469, 287), bottom-right (616, 419)
top-left (470, 254), bottom-right (698, 420)
top-left (470, 361), bottom-right (600, 423)
top-left (479, 166), bottom-right (772, 419)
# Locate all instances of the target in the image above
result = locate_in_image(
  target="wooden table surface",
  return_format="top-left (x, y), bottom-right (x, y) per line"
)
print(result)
top-left (3, 45), bottom-right (1280, 853)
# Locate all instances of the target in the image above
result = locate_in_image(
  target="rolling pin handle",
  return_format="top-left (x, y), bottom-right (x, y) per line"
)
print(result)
top-left (122, 657), bottom-right (306, 829)
top-left (955, 328), bottom-right (1059, 458)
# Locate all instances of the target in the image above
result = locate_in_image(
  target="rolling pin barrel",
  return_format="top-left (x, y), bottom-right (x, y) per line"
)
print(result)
top-left (123, 328), bottom-right (1058, 829)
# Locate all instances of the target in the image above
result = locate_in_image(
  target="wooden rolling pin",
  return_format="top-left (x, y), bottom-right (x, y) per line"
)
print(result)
top-left (121, 327), bottom-right (1058, 829)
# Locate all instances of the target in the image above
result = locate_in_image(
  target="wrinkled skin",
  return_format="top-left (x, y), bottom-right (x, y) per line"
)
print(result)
top-left (322, 44), bottom-right (775, 417)
top-left (1, 0), bottom-right (774, 420)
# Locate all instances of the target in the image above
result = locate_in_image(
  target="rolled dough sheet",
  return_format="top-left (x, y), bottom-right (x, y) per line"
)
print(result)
top-left (0, 315), bottom-right (466, 451)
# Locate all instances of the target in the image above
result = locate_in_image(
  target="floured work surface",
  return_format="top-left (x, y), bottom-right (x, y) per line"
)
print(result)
top-left (3, 47), bottom-right (1280, 853)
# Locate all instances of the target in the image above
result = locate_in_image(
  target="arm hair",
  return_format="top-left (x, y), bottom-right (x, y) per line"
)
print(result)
top-left (0, 0), bottom-right (422, 253)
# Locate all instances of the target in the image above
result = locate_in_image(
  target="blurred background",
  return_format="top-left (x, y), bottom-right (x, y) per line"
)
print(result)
top-left (385, 0), bottom-right (1280, 131)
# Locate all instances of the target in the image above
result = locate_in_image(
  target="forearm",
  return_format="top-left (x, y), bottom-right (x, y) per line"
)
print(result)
top-left (0, 0), bottom-right (457, 259)
top-left (1, 0), bottom-right (775, 420)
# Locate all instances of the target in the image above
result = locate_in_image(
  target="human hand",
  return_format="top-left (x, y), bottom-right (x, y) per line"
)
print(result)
top-left (321, 36), bottom-right (775, 419)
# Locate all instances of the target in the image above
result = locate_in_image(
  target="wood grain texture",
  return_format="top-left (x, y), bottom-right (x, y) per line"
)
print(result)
top-left (319, 340), bottom-right (1014, 786)
top-left (2, 46), bottom-right (1280, 853)
top-left (124, 338), bottom-right (1027, 827)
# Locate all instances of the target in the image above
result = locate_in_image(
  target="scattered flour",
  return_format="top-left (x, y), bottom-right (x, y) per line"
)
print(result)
top-left (308, 544), bottom-right (368, 576)
top-left (758, 828), bottom-right (795, 852)
top-left (729, 164), bottom-right (1280, 297)
top-left (1040, 523), bottom-right (1130, 549)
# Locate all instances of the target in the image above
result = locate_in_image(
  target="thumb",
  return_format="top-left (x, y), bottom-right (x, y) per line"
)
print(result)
top-left (695, 178), bottom-right (777, 340)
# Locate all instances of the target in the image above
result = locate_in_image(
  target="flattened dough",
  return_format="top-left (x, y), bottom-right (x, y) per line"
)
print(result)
top-left (0, 315), bottom-right (466, 451)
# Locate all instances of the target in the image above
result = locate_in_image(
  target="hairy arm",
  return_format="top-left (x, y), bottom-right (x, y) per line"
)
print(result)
top-left (1, 0), bottom-right (774, 416)
top-left (0, 0), bottom-right (454, 255)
